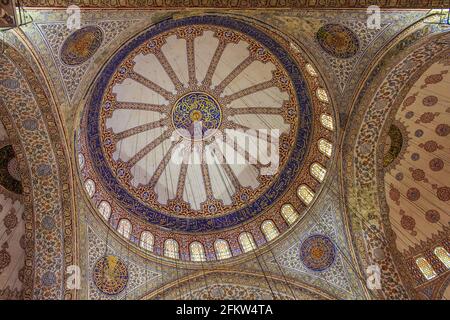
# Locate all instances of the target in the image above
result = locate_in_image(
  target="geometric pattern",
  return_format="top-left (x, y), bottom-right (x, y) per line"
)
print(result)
top-left (36, 20), bottom-right (140, 101)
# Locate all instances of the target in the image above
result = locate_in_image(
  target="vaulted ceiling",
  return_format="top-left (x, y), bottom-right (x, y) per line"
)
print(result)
top-left (0, 5), bottom-right (449, 300)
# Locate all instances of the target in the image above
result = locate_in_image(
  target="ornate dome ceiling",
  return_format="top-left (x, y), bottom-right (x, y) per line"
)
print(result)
top-left (77, 15), bottom-right (336, 262)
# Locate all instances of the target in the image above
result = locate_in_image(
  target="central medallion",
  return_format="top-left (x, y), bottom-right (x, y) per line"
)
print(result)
top-left (172, 92), bottom-right (222, 140)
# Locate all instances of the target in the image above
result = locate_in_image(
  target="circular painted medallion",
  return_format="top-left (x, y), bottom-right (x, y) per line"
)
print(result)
top-left (93, 255), bottom-right (128, 295)
top-left (300, 235), bottom-right (336, 271)
top-left (316, 24), bottom-right (359, 59)
top-left (60, 25), bottom-right (103, 66)
top-left (172, 92), bottom-right (222, 140)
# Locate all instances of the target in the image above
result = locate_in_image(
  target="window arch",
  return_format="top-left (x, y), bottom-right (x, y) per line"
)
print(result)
top-left (261, 220), bottom-right (279, 241)
top-left (117, 219), bottom-right (132, 239)
top-left (98, 201), bottom-right (111, 220)
top-left (190, 242), bottom-right (206, 262)
top-left (434, 247), bottom-right (450, 269)
top-left (305, 63), bottom-right (318, 77)
top-left (140, 231), bottom-right (154, 252)
top-left (316, 88), bottom-right (329, 103)
top-left (164, 239), bottom-right (179, 259)
top-left (320, 114), bottom-right (334, 131)
top-left (84, 179), bottom-right (95, 197)
top-left (318, 139), bottom-right (332, 157)
top-left (310, 162), bottom-right (326, 182)
top-left (239, 232), bottom-right (256, 253)
top-left (214, 239), bottom-right (232, 260)
top-left (78, 153), bottom-right (85, 169)
top-left (415, 257), bottom-right (437, 280)
top-left (281, 204), bottom-right (299, 225)
top-left (297, 185), bottom-right (314, 205)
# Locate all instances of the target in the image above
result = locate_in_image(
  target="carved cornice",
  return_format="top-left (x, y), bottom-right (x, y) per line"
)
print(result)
top-left (21, 0), bottom-right (449, 9)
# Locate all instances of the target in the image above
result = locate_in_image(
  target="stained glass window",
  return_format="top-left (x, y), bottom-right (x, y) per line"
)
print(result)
top-left (140, 231), bottom-right (154, 252)
top-left (214, 239), bottom-right (232, 260)
top-left (261, 220), bottom-right (279, 241)
top-left (84, 179), bottom-right (95, 198)
top-left (164, 239), bottom-right (179, 259)
top-left (318, 139), bottom-right (332, 157)
top-left (316, 88), bottom-right (329, 103)
top-left (78, 153), bottom-right (85, 169)
top-left (98, 201), bottom-right (111, 220)
top-left (320, 114), bottom-right (334, 131)
top-left (281, 204), bottom-right (299, 225)
top-left (310, 162), bottom-right (327, 182)
top-left (434, 247), bottom-right (450, 269)
top-left (305, 63), bottom-right (318, 77)
top-left (297, 185), bottom-right (314, 205)
top-left (415, 257), bottom-right (437, 280)
top-left (117, 219), bottom-right (132, 239)
top-left (190, 242), bottom-right (206, 262)
top-left (239, 232), bottom-right (257, 253)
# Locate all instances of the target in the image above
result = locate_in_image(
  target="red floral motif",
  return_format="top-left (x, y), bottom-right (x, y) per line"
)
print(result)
top-left (422, 95), bottom-right (438, 107)
top-left (0, 245), bottom-right (11, 271)
top-left (403, 95), bottom-right (416, 108)
top-left (400, 215), bottom-right (416, 232)
top-left (437, 187), bottom-right (450, 202)
top-left (425, 209), bottom-right (440, 223)
top-left (435, 124), bottom-right (449, 136)
top-left (424, 74), bottom-right (443, 85)
top-left (410, 168), bottom-right (426, 181)
top-left (416, 112), bottom-right (439, 124)
top-left (3, 209), bottom-right (18, 235)
top-left (389, 185), bottom-right (401, 205)
top-left (406, 187), bottom-right (420, 201)
top-left (420, 140), bottom-right (440, 152)
top-left (429, 158), bottom-right (444, 171)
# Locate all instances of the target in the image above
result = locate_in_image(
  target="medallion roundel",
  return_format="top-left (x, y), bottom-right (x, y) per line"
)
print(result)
top-left (300, 235), bottom-right (336, 271)
top-left (60, 25), bottom-right (103, 66)
top-left (172, 92), bottom-right (222, 140)
top-left (316, 24), bottom-right (359, 59)
top-left (93, 255), bottom-right (128, 295)
top-left (78, 15), bottom-right (335, 261)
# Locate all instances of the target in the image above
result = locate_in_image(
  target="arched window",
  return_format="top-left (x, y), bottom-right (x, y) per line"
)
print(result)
top-left (310, 162), bottom-right (326, 182)
top-left (415, 257), bottom-right (437, 280)
top-left (190, 242), bottom-right (206, 262)
top-left (281, 204), bottom-right (299, 225)
top-left (164, 239), bottom-right (179, 259)
top-left (261, 220), bottom-right (279, 241)
top-left (78, 153), bottom-right (85, 169)
top-left (318, 139), bottom-right (332, 157)
top-left (214, 239), bottom-right (232, 260)
top-left (305, 63), bottom-right (318, 77)
top-left (434, 247), bottom-right (450, 269)
top-left (320, 114), bottom-right (334, 131)
top-left (316, 88), bottom-right (329, 103)
top-left (239, 232), bottom-right (256, 253)
top-left (98, 201), bottom-right (111, 220)
top-left (117, 219), bottom-right (132, 239)
top-left (297, 185), bottom-right (314, 205)
top-left (84, 179), bottom-right (96, 197)
top-left (140, 231), bottom-right (154, 252)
